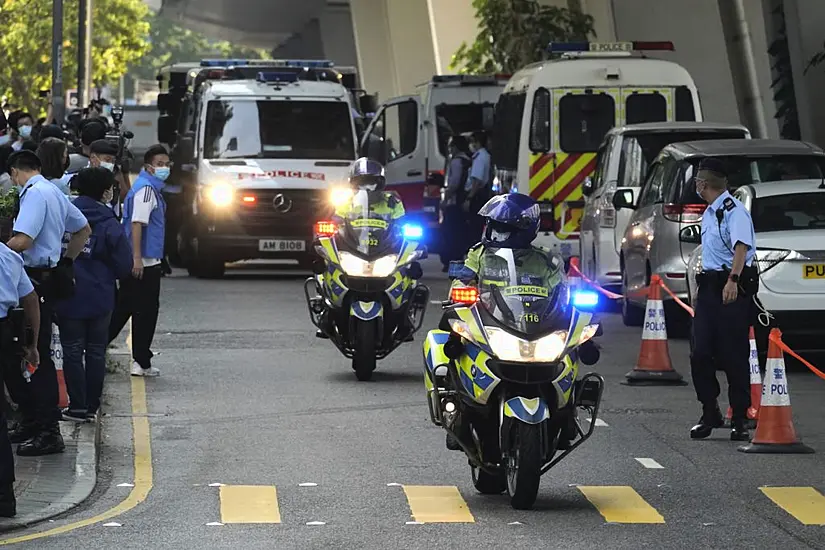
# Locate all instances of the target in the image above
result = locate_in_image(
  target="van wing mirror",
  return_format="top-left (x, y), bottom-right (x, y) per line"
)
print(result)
top-left (359, 94), bottom-right (378, 116)
top-left (157, 114), bottom-right (176, 145)
top-left (611, 189), bottom-right (635, 210)
top-left (177, 134), bottom-right (195, 164)
top-left (679, 224), bottom-right (702, 244)
top-left (582, 177), bottom-right (596, 197)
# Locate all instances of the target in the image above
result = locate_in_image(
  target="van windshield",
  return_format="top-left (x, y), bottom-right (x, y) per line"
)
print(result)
top-left (492, 92), bottom-right (526, 171)
top-left (752, 192), bottom-right (825, 233)
top-left (435, 103), bottom-right (495, 157)
top-left (618, 130), bottom-right (748, 187)
top-left (203, 100), bottom-right (356, 160)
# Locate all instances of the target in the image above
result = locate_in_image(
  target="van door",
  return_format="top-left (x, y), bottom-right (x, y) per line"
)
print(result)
top-left (360, 96), bottom-right (425, 213)
top-left (621, 88), bottom-right (674, 124)
top-left (535, 88), bottom-right (618, 252)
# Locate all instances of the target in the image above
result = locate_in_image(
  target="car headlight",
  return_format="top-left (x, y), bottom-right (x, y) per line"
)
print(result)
top-left (330, 186), bottom-right (354, 207)
top-left (206, 183), bottom-right (234, 207)
top-left (339, 252), bottom-right (398, 278)
top-left (485, 327), bottom-right (568, 363)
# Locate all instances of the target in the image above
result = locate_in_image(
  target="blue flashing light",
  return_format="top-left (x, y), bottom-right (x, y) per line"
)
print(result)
top-left (403, 223), bottom-right (424, 240)
top-left (200, 59), bottom-right (251, 67)
top-left (283, 59), bottom-right (334, 68)
top-left (572, 290), bottom-right (599, 308)
top-left (547, 42), bottom-right (591, 53)
top-left (257, 72), bottom-right (300, 83)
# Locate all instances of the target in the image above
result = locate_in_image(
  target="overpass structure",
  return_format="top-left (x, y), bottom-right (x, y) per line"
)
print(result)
top-left (159, 0), bottom-right (825, 147)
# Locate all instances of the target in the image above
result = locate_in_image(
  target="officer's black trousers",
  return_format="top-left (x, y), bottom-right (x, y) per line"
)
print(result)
top-left (690, 281), bottom-right (751, 418)
top-left (0, 360), bottom-right (15, 485)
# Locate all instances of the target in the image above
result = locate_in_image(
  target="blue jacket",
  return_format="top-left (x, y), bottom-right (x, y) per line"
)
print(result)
top-left (123, 170), bottom-right (166, 260)
top-left (55, 196), bottom-right (133, 319)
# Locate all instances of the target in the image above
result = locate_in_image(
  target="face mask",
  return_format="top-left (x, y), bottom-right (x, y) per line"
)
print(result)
top-left (100, 162), bottom-right (115, 172)
top-left (153, 167), bottom-right (170, 181)
top-left (0, 134), bottom-right (10, 146)
top-left (19, 125), bottom-right (32, 139)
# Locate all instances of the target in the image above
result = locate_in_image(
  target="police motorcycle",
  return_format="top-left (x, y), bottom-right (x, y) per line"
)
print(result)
top-left (422, 194), bottom-right (605, 510)
top-left (304, 160), bottom-right (430, 381)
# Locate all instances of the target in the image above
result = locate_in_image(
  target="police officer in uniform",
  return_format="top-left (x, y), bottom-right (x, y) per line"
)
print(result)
top-left (5, 150), bottom-right (91, 455)
top-left (0, 243), bottom-right (41, 517)
top-left (689, 158), bottom-right (757, 441)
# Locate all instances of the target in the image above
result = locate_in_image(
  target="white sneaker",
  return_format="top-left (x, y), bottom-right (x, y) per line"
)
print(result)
top-left (130, 362), bottom-right (160, 377)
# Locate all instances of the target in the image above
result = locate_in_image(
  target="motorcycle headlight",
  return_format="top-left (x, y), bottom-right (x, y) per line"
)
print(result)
top-left (485, 327), bottom-right (568, 363)
top-left (330, 186), bottom-right (354, 207)
top-left (339, 252), bottom-right (398, 278)
top-left (206, 183), bottom-right (234, 207)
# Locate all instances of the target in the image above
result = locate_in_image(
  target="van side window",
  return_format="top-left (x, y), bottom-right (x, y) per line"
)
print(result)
top-left (617, 136), bottom-right (646, 187)
top-left (658, 158), bottom-right (682, 201)
top-left (638, 162), bottom-right (665, 207)
top-left (675, 86), bottom-right (697, 121)
top-left (626, 93), bottom-right (667, 124)
top-left (493, 91), bottom-right (526, 171)
top-left (559, 93), bottom-right (615, 153)
top-left (381, 101), bottom-right (418, 162)
top-left (529, 88), bottom-right (551, 152)
top-left (592, 136), bottom-right (614, 189)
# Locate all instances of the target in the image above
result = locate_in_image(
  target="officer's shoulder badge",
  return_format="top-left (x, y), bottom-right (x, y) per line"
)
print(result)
top-left (723, 197), bottom-right (736, 211)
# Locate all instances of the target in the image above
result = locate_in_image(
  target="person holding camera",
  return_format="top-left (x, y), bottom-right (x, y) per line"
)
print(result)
top-left (0, 241), bottom-right (41, 517)
top-left (4, 150), bottom-right (91, 455)
top-left (689, 158), bottom-right (757, 442)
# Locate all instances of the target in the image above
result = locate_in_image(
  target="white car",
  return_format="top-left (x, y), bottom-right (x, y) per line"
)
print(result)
top-left (686, 179), bottom-right (825, 359)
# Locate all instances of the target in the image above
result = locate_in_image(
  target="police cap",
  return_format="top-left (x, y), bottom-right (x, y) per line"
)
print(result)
top-left (698, 157), bottom-right (728, 178)
top-left (6, 150), bottom-right (41, 174)
top-left (90, 139), bottom-right (118, 156)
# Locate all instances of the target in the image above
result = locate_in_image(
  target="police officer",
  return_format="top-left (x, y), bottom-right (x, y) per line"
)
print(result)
top-left (5, 150), bottom-right (91, 455)
top-left (0, 242), bottom-right (41, 517)
top-left (689, 158), bottom-right (757, 442)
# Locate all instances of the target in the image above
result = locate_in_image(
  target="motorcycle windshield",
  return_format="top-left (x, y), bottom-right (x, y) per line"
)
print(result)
top-left (338, 189), bottom-right (399, 256)
top-left (478, 248), bottom-right (568, 337)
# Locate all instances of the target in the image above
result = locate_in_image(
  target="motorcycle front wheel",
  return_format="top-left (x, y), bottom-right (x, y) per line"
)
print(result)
top-left (352, 320), bottom-right (377, 381)
top-left (505, 422), bottom-right (542, 510)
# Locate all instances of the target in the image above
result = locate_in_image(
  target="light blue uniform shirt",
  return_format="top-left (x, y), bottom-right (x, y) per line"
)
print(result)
top-left (465, 147), bottom-right (491, 191)
top-left (700, 190), bottom-right (756, 271)
top-left (12, 174), bottom-right (88, 268)
top-left (0, 244), bottom-right (34, 319)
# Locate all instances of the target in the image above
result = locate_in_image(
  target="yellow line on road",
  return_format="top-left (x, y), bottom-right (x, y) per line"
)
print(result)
top-left (402, 485), bottom-right (475, 523)
top-left (220, 486), bottom-right (281, 524)
top-left (577, 486), bottom-right (665, 524)
top-left (0, 320), bottom-right (153, 545)
top-left (761, 487), bottom-right (825, 525)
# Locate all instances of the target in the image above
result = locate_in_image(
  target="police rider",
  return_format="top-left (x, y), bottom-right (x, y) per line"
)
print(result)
top-left (332, 158), bottom-right (405, 222)
top-left (0, 243), bottom-right (41, 517)
top-left (689, 158), bottom-right (757, 442)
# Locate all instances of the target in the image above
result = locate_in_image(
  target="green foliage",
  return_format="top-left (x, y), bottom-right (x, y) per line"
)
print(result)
top-left (0, 188), bottom-right (16, 219)
top-left (450, 0), bottom-right (595, 75)
top-left (0, 0), bottom-right (151, 113)
top-left (127, 14), bottom-right (269, 83)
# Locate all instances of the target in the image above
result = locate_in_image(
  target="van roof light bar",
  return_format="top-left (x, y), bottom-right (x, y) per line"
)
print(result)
top-left (547, 41), bottom-right (675, 53)
top-left (256, 72), bottom-right (300, 83)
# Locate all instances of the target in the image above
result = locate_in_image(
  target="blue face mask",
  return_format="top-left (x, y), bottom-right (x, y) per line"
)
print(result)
top-left (19, 125), bottom-right (32, 139)
top-left (0, 134), bottom-right (9, 146)
top-left (153, 167), bottom-right (170, 181)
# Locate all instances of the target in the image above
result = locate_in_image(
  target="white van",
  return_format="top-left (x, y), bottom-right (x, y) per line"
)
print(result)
top-left (360, 74), bottom-right (508, 242)
top-left (492, 41), bottom-right (702, 259)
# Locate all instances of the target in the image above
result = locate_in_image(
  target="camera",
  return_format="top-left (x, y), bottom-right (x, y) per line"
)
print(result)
top-left (103, 104), bottom-right (135, 209)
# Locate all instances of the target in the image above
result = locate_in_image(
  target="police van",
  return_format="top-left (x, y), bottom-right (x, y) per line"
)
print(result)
top-left (360, 74), bottom-right (509, 243)
top-left (492, 41), bottom-right (702, 259)
top-left (158, 59), bottom-right (373, 278)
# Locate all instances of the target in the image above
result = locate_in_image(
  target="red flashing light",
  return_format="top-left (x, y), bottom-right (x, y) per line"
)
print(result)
top-left (632, 41), bottom-right (675, 51)
top-left (450, 286), bottom-right (479, 305)
top-left (314, 220), bottom-right (338, 237)
top-left (205, 69), bottom-right (226, 79)
top-left (242, 195), bottom-right (256, 203)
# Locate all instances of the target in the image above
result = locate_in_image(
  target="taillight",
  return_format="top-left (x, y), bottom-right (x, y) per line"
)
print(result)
top-left (600, 194), bottom-right (616, 228)
top-left (756, 248), bottom-right (792, 274)
top-left (539, 202), bottom-right (555, 232)
top-left (663, 203), bottom-right (706, 222)
top-left (450, 286), bottom-right (479, 304)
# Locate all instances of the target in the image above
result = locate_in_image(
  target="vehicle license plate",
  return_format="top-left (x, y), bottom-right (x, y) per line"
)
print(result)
top-left (259, 239), bottom-right (306, 252)
top-left (802, 264), bottom-right (825, 279)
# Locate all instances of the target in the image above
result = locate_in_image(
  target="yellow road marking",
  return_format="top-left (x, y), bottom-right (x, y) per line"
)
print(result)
top-left (761, 487), bottom-right (825, 525)
top-left (219, 486), bottom-right (281, 524)
top-left (0, 320), bottom-right (152, 545)
top-left (402, 485), bottom-right (474, 523)
top-left (577, 486), bottom-right (665, 524)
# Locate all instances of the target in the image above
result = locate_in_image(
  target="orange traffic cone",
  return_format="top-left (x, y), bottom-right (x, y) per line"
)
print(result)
top-left (52, 323), bottom-right (69, 409)
top-left (739, 328), bottom-right (813, 454)
top-left (624, 275), bottom-right (686, 385)
top-left (725, 327), bottom-right (761, 428)
top-left (567, 257), bottom-right (582, 290)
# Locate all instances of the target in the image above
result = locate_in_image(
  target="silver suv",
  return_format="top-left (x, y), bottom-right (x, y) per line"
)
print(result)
top-left (613, 139), bottom-right (825, 331)
top-left (580, 122), bottom-right (749, 292)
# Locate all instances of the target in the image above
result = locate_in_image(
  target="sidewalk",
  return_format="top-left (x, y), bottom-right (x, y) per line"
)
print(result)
top-left (0, 347), bottom-right (130, 533)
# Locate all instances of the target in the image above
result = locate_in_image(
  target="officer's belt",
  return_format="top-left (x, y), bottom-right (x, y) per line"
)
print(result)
top-left (24, 266), bottom-right (55, 282)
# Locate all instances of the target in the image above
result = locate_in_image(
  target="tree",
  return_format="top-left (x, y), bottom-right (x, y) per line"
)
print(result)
top-left (126, 14), bottom-right (269, 84)
top-left (450, 0), bottom-right (595, 74)
top-left (0, 0), bottom-right (151, 114)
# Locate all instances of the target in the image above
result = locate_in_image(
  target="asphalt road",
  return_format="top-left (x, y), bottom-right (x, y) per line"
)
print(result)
top-left (5, 258), bottom-right (825, 549)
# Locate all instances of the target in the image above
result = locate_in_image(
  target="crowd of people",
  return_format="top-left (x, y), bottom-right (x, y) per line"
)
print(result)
top-left (0, 102), bottom-right (170, 518)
